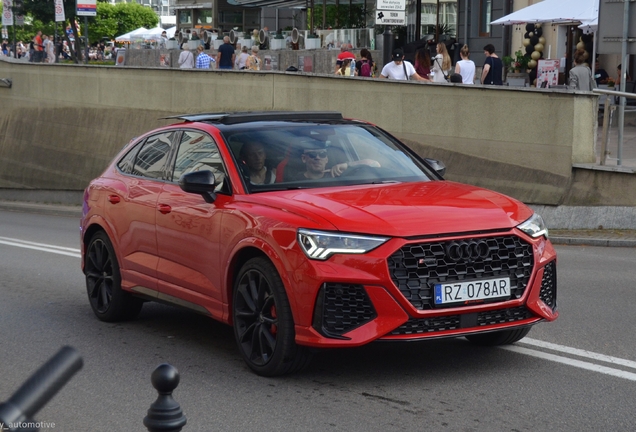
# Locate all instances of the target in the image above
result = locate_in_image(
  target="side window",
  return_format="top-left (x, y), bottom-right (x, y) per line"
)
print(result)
top-left (132, 132), bottom-right (175, 179)
top-left (171, 131), bottom-right (228, 191)
top-left (117, 142), bottom-right (141, 174)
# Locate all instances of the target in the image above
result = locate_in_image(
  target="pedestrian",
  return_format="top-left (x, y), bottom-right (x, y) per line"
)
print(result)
top-left (414, 48), bottom-right (432, 81)
top-left (195, 45), bottom-right (213, 69)
top-left (235, 45), bottom-right (249, 70)
top-left (481, 44), bottom-right (503, 85)
top-left (1, 39), bottom-right (8, 56)
top-left (335, 45), bottom-right (355, 74)
top-left (34, 31), bottom-right (44, 62)
top-left (246, 45), bottom-right (261, 71)
top-left (455, 44), bottom-right (475, 84)
top-left (178, 43), bottom-right (194, 69)
top-left (431, 42), bottom-right (452, 83)
top-left (568, 49), bottom-right (595, 91)
top-left (216, 36), bottom-right (235, 70)
top-left (45, 35), bottom-right (56, 63)
top-left (336, 58), bottom-right (354, 76)
top-left (616, 64), bottom-right (631, 88)
top-left (356, 48), bottom-right (376, 78)
top-left (379, 49), bottom-right (428, 81)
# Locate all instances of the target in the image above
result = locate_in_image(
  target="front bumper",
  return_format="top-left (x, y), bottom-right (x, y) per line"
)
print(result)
top-left (293, 230), bottom-right (557, 348)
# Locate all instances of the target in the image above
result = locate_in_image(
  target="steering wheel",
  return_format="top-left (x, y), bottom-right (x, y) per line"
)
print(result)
top-left (340, 163), bottom-right (377, 177)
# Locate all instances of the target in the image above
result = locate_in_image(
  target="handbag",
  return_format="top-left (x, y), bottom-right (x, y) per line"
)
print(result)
top-left (402, 60), bottom-right (409, 81)
top-left (434, 56), bottom-right (449, 82)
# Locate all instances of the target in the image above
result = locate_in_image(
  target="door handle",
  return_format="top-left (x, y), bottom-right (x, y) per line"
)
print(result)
top-left (107, 195), bottom-right (121, 204)
top-left (158, 204), bottom-right (172, 214)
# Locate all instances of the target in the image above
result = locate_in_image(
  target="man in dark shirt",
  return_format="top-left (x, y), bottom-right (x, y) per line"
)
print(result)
top-left (216, 36), bottom-right (235, 70)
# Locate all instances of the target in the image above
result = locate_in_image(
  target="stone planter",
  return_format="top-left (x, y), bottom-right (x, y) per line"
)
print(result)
top-left (213, 39), bottom-right (223, 50)
top-left (187, 40), bottom-right (200, 50)
top-left (238, 38), bottom-right (252, 49)
top-left (305, 38), bottom-right (321, 50)
top-left (166, 40), bottom-right (179, 50)
top-left (270, 38), bottom-right (285, 50)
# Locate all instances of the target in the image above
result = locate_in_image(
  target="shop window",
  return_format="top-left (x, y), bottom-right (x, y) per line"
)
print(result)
top-left (479, 0), bottom-right (492, 36)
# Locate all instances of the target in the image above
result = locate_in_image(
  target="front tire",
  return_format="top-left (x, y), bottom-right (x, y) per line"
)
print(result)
top-left (84, 231), bottom-right (143, 322)
top-left (465, 327), bottom-right (531, 346)
top-left (233, 257), bottom-right (312, 376)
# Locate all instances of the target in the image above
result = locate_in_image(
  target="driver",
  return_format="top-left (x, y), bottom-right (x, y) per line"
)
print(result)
top-left (288, 140), bottom-right (380, 181)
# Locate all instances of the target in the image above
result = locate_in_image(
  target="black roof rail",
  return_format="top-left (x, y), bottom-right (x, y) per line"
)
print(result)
top-left (161, 111), bottom-right (344, 125)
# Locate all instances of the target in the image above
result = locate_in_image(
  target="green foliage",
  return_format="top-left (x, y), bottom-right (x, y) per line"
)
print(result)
top-left (308, 5), bottom-right (367, 29)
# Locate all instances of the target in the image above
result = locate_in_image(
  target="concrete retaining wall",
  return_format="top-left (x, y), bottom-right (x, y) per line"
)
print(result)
top-left (1, 58), bottom-right (631, 208)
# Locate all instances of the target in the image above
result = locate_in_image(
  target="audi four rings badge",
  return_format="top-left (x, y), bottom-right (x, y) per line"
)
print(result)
top-left (445, 240), bottom-right (490, 262)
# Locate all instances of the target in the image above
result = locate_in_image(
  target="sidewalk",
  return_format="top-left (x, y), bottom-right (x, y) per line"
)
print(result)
top-left (589, 109), bottom-right (636, 170)
top-left (0, 200), bottom-right (634, 248)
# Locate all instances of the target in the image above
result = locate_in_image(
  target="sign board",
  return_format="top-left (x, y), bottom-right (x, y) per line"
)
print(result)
top-left (376, 0), bottom-right (406, 11)
top-left (76, 0), bottom-right (96, 17)
top-left (55, 0), bottom-right (65, 22)
top-left (2, 0), bottom-right (13, 27)
top-left (537, 59), bottom-right (560, 88)
top-left (376, 10), bottom-right (406, 26)
top-left (598, 0), bottom-right (636, 55)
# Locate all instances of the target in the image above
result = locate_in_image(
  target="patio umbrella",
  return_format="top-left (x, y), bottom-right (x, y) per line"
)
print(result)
top-left (115, 27), bottom-right (149, 43)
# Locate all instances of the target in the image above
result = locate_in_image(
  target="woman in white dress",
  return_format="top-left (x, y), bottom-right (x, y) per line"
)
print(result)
top-left (431, 43), bottom-right (451, 83)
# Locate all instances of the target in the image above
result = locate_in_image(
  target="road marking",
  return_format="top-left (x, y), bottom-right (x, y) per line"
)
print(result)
top-left (521, 338), bottom-right (636, 370)
top-left (502, 345), bottom-right (636, 382)
top-left (0, 236), bottom-right (81, 258)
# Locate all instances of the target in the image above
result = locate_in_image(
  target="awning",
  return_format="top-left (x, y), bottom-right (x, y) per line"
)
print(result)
top-left (491, 0), bottom-right (599, 26)
top-left (227, 0), bottom-right (366, 7)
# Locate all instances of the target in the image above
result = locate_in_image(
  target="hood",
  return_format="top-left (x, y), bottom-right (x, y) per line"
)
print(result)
top-left (253, 181), bottom-right (534, 237)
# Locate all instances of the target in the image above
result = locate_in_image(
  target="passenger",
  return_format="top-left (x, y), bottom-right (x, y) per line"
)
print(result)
top-left (481, 44), bottom-right (503, 85)
top-left (336, 58), bottom-right (354, 76)
top-left (235, 45), bottom-right (249, 70)
top-left (454, 44), bottom-right (475, 84)
top-left (379, 49), bottom-right (428, 81)
top-left (414, 48), bottom-right (432, 81)
top-left (431, 42), bottom-right (452, 83)
top-left (246, 46), bottom-right (261, 71)
top-left (568, 49), bottom-right (595, 91)
top-left (240, 141), bottom-right (276, 184)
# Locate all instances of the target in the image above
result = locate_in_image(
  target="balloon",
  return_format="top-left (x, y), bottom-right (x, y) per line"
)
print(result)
top-left (526, 23), bottom-right (535, 32)
top-left (525, 45), bottom-right (534, 55)
top-left (523, 38), bottom-right (531, 47)
top-left (530, 36), bottom-right (539, 46)
top-left (534, 43), bottom-right (544, 52)
top-left (534, 27), bottom-right (543, 37)
top-left (528, 59), bottom-right (537, 69)
top-left (539, 36), bottom-right (546, 45)
top-left (531, 51), bottom-right (541, 60)
top-left (528, 32), bottom-right (534, 38)
top-left (576, 41), bottom-right (585, 50)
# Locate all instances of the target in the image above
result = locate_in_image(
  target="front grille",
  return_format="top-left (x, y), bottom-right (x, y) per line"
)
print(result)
top-left (539, 261), bottom-right (557, 311)
top-left (390, 306), bottom-right (534, 336)
top-left (388, 235), bottom-right (534, 310)
top-left (313, 283), bottom-right (377, 338)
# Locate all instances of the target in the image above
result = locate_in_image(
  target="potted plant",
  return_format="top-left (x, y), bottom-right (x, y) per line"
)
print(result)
top-left (305, 33), bottom-right (321, 50)
top-left (166, 37), bottom-right (179, 50)
top-left (512, 50), bottom-right (529, 73)
top-left (270, 32), bottom-right (285, 50)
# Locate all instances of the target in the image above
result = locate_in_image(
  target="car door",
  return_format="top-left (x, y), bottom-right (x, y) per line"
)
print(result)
top-left (155, 130), bottom-right (230, 318)
top-left (107, 131), bottom-right (178, 290)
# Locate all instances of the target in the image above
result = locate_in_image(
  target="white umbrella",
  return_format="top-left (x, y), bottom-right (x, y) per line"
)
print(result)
top-left (491, 0), bottom-right (598, 26)
top-left (115, 27), bottom-right (149, 42)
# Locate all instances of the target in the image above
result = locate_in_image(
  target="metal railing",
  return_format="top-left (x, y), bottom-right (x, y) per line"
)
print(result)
top-left (593, 88), bottom-right (636, 166)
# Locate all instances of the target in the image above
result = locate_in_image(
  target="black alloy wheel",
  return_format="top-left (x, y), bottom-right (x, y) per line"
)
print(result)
top-left (85, 231), bottom-right (143, 322)
top-left (233, 257), bottom-right (311, 376)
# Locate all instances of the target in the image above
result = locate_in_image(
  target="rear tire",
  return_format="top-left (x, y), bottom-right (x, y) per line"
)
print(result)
top-left (465, 327), bottom-right (531, 346)
top-left (85, 231), bottom-right (143, 322)
top-left (233, 257), bottom-right (312, 376)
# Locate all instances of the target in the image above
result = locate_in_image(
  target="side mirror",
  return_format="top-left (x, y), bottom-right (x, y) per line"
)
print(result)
top-left (424, 158), bottom-right (446, 178)
top-left (178, 170), bottom-right (217, 203)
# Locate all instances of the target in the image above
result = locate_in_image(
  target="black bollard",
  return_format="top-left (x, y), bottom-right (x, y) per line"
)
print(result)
top-left (143, 364), bottom-right (187, 432)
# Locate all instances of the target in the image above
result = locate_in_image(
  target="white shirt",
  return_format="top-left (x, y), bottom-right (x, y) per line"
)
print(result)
top-left (381, 60), bottom-right (416, 80)
top-left (431, 54), bottom-right (449, 83)
top-left (456, 59), bottom-right (476, 84)
top-left (235, 52), bottom-right (249, 69)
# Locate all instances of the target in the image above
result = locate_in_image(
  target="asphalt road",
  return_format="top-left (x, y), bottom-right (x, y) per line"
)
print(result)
top-left (0, 209), bottom-right (634, 432)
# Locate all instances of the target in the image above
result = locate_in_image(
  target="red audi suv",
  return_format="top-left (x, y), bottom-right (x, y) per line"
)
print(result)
top-left (80, 111), bottom-right (558, 376)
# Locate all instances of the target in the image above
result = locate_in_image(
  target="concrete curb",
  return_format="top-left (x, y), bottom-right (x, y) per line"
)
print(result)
top-left (548, 237), bottom-right (636, 248)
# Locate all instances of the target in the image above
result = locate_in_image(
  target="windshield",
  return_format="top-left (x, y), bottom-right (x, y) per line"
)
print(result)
top-left (223, 123), bottom-right (436, 192)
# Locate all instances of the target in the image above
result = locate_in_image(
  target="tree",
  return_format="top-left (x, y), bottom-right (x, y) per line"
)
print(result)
top-left (308, 4), bottom-right (368, 29)
top-left (14, 0), bottom-right (158, 62)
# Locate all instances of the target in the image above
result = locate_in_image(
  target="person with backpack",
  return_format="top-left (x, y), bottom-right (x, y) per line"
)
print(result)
top-left (356, 48), bottom-right (376, 78)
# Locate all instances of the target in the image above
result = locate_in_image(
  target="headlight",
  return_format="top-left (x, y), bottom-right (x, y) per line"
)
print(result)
top-left (517, 213), bottom-right (549, 238)
top-left (297, 229), bottom-right (389, 260)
